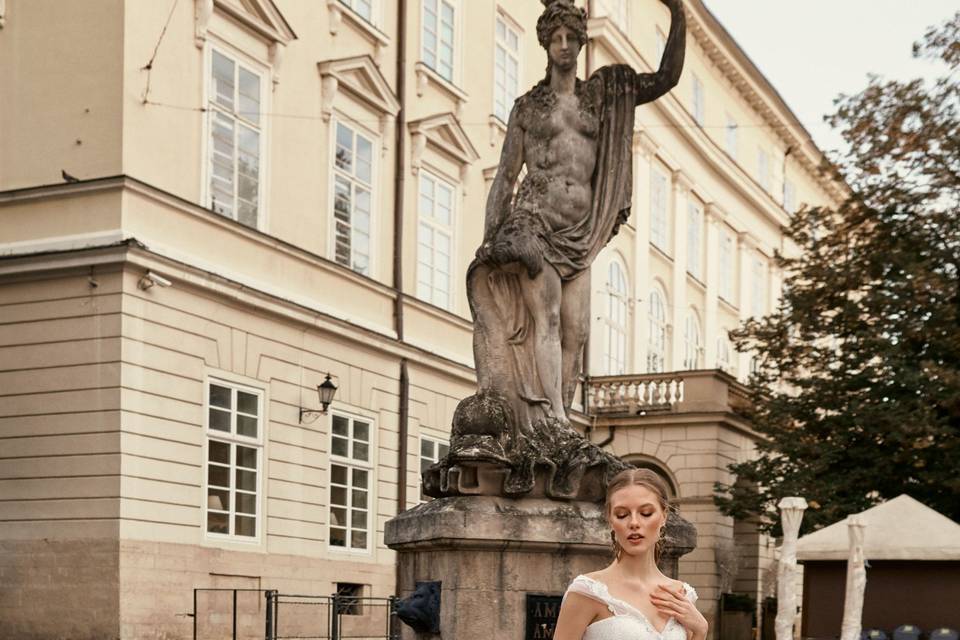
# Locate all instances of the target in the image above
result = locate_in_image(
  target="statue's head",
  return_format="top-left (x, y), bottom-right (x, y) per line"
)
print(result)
top-left (537, 0), bottom-right (588, 54)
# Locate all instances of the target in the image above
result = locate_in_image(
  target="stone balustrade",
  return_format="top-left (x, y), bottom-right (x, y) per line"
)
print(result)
top-left (587, 374), bottom-right (686, 414)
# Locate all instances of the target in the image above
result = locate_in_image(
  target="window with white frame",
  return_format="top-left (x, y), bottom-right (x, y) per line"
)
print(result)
top-left (751, 256), bottom-right (766, 317)
top-left (725, 115), bottom-right (738, 158)
top-left (717, 334), bottom-right (735, 373)
top-left (205, 380), bottom-right (262, 539)
top-left (417, 173), bottom-right (455, 309)
top-left (784, 179), bottom-right (797, 214)
top-left (422, 0), bottom-right (456, 83)
top-left (339, 0), bottom-right (375, 24)
top-left (494, 14), bottom-right (521, 123)
top-left (692, 75), bottom-right (705, 126)
top-left (604, 261), bottom-right (629, 375)
top-left (329, 413), bottom-right (373, 551)
top-left (719, 228), bottom-right (735, 303)
top-left (647, 288), bottom-right (667, 373)
top-left (683, 311), bottom-right (702, 370)
top-left (208, 49), bottom-right (263, 228)
top-left (419, 437), bottom-right (449, 502)
top-left (598, 0), bottom-right (627, 30)
top-left (686, 202), bottom-right (703, 280)
top-left (650, 169), bottom-right (669, 253)
top-left (333, 121), bottom-right (374, 276)
top-left (757, 147), bottom-right (771, 192)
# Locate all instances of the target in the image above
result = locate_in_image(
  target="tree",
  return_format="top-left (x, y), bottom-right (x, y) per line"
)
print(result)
top-left (715, 13), bottom-right (960, 535)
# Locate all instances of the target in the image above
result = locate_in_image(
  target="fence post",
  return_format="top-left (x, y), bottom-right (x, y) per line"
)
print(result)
top-left (232, 589), bottom-right (238, 640)
top-left (264, 590), bottom-right (275, 640)
top-left (388, 595), bottom-right (398, 640)
top-left (331, 594), bottom-right (340, 640)
top-left (193, 589), bottom-right (198, 640)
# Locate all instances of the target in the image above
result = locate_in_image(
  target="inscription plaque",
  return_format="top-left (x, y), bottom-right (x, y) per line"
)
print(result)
top-left (525, 594), bottom-right (562, 640)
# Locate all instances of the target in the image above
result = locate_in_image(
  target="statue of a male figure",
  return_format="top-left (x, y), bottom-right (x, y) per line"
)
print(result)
top-left (467, 0), bottom-right (685, 434)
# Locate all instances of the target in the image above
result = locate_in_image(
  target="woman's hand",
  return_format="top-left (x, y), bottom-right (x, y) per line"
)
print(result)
top-left (650, 584), bottom-right (708, 640)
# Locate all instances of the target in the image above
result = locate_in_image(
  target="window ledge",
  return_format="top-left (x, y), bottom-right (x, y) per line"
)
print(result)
top-left (718, 296), bottom-right (739, 314)
top-left (327, 0), bottom-right (390, 63)
top-left (650, 243), bottom-right (674, 263)
top-left (686, 272), bottom-right (706, 291)
top-left (415, 62), bottom-right (468, 118)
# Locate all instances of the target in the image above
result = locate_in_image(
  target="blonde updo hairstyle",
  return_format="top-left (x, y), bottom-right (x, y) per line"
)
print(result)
top-left (604, 468), bottom-right (673, 562)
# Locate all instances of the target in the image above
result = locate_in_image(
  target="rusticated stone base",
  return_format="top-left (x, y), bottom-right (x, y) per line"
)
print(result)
top-left (385, 496), bottom-right (697, 640)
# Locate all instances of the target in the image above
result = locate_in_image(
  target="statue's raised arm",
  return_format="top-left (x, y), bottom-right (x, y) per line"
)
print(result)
top-left (635, 0), bottom-right (686, 105)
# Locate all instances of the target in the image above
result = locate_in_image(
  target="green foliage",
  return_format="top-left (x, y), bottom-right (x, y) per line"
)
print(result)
top-left (715, 12), bottom-right (960, 536)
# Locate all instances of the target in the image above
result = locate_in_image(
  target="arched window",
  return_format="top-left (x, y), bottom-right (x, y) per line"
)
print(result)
top-left (604, 261), bottom-right (629, 375)
top-left (646, 287), bottom-right (667, 373)
top-left (683, 311), bottom-right (702, 370)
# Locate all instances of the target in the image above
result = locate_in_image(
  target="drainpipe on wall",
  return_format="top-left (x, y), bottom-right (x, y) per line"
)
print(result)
top-left (393, 0), bottom-right (408, 342)
top-left (394, 0), bottom-right (410, 602)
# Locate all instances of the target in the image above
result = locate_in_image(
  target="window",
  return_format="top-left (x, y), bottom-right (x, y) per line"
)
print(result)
top-left (329, 413), bottom-right (373, 551)
top-left (757, 148), bottom-right (771, 192)
top-left (719, 228), bottom-right (735, 303)
top-left (335, 583), bottom-right (365, 616)
top-left (339, 0), bottom-right (374, 23)
top-left (751, 256), bottom-right (766, 317)
top-left (208, 49), bottom-right (263, 228)
top-left (650, 169), bottom-right (669, 252)
top-left (717, 334), bottom-right (735, 374)
top-left (784, 180), bottom-right (797, 214)
top-left (604, 261), bottom-right (629, 375)
top-left (420, 437), bottom-right (449, 502)
top-left (598, 0), bottom-right (627, 30)
top-left (692, 75), bottom-right (705, 126)
top-left (683, 312), bottom-right (701, 370)
top-left (494, 15), bottom-right (521, 123)
top-left (647, 288), bottom-right (667, 373)
top-left (333, 121), bottom-right (374, 275)
top-left (417, 173), bottom-right (455, 309)
top-left (725, 115), bottom-right (738, 158)
top-left (422, 0), bottom-right (456, 82)
top-left (686, 202), bottom-right (703, 280)
top-left (205, 380), bottom-right (262, 539)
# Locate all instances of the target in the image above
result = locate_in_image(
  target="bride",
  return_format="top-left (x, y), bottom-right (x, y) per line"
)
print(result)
top-left (554, 469), bottom-right (708, 640)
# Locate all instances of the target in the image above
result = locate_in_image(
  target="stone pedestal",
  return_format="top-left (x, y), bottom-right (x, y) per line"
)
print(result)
top-left (386, 496), bottom-right (697, 639)
top-left (385, 496), bottom-right (610, 640)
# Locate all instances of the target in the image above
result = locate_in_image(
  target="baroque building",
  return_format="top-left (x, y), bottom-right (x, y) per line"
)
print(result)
top-left (0, 0), bottom-right (841, 638)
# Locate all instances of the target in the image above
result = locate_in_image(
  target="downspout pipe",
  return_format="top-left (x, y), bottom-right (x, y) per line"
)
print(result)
top-left (393, 0), bottom-right (408, 342)
top-left (394, 0), bottom-right (410, 603)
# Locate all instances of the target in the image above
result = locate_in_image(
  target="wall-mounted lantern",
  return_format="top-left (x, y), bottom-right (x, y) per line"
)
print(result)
top-left (299, 373), bottom-right (338, 424)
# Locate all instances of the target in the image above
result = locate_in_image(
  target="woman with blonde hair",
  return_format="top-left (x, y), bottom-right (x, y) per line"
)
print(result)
top-left (554, 468), bottom-right (708, 640)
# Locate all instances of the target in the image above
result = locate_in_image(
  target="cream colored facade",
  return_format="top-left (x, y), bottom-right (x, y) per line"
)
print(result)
top-left (0, 0), bottom-right (838, 638)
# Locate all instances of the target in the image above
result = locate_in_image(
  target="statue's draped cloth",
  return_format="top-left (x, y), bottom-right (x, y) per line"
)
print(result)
top-left (467, 65), bottom-right (638, 433)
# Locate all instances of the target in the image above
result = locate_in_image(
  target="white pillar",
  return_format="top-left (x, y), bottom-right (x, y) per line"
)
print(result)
top-left (840, 515), bottom-right (867, 640)
top-left (776, 497), bottom-right (808, 640)
top-left (737, 232), bottom-right (757, 375)
top-left (671, 170), bottom-right (692, 370)
top-left (704, 204), bottom-right (724, 367)
top-left (633, 131), bottom-right (657, 373)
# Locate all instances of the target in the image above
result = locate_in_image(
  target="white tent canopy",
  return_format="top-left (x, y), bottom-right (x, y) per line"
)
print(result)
top-left (797, 494), bottom-right (960, 561)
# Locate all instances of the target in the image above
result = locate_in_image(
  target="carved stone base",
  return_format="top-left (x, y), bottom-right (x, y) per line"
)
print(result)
top-left (385, 496), bottom-right (698, 640)
top-left (422, 392), bottom-right (630, 501)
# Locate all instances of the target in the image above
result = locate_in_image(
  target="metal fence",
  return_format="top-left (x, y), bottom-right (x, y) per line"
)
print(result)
top-left (190, 588), bottom-right (399, 640)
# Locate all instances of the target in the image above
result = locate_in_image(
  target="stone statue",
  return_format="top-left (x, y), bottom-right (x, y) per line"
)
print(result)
top-left (424, 0), bottom-right (686, 501)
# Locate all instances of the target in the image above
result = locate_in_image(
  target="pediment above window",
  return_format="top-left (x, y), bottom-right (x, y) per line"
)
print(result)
top-left (195, 0), bottom-right (296, 49)
top-left (319, 55), bottom-right (400, 121)
top-left (408, 113), bottom-right (479, 183)
top-left (586, 16), bottom-right (646, 70)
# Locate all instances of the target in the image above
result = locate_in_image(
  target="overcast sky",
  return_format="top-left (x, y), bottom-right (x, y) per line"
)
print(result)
top-left (701, 1), bottom-right (956, 153)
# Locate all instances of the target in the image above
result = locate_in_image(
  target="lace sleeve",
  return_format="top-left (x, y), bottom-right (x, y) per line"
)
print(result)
top-left (683, 583), bottom-right (698, 604)
top-left (563, 576), bottom-right (616, 614)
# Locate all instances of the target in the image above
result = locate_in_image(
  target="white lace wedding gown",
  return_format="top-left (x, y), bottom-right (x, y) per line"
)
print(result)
top-left (563, 575), bottom-right (698, 640)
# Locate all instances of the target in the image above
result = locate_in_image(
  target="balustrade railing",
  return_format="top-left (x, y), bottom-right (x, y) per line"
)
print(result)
top-left (587, 374), bottom-right (684, 414)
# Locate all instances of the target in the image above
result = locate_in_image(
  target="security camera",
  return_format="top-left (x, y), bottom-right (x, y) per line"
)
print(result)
top-left (138, 271), bottom-right (172, 290)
